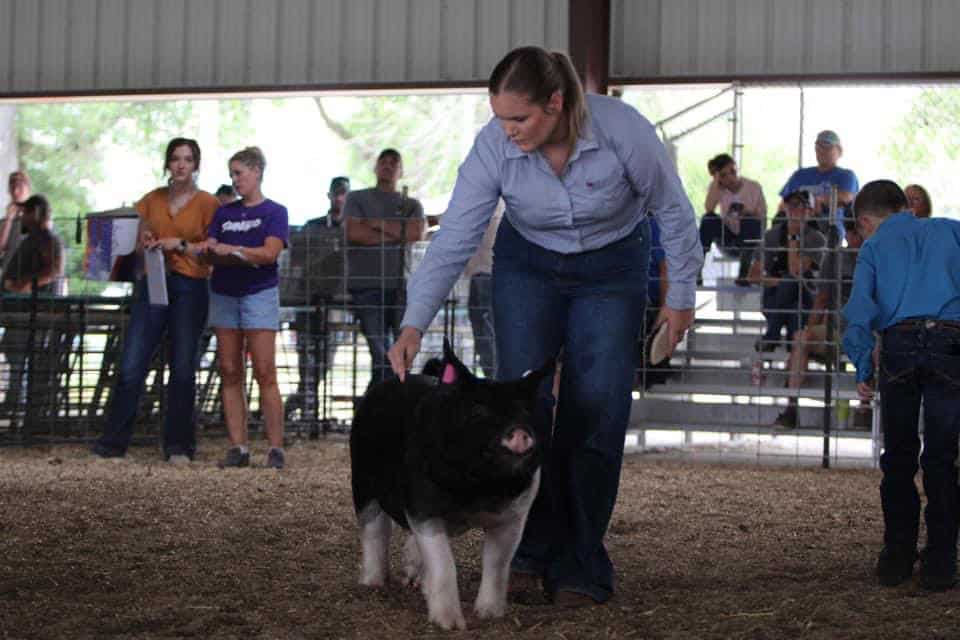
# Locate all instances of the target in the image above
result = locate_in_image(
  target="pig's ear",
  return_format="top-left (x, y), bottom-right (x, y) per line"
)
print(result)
top-left (440, 337), bottom-right (475, 387)
top-left (519, 360), bottom-right (554, 394)
top-left (441, 363), bottom-right (458, 384)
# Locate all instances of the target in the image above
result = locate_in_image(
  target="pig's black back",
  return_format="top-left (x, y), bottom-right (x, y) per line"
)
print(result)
top-left (350, 374), bottom-right (436, 529)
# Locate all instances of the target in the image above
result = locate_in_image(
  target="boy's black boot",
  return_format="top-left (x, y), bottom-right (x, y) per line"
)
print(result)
top-left (876, 545), bottom-right (918, 587)
top-left (919, 548), bottom-right (957, 592)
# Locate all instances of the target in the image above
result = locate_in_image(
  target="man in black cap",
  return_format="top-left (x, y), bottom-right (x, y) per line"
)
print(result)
top-left (214, 184), bottom-right (238, 206)
top-left (313, 176), bottom-right (350, 229)
top-left (746, 189), bottom-right (826, 351)
top-left (284, 176), bottom-right (351, 420)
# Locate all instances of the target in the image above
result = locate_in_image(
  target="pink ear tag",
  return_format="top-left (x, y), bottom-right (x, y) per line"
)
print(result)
top-left (442, 363), bottom-right (458, 384)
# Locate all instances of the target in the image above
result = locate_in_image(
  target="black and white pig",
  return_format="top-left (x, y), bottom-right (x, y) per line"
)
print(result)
top-left (350, 340), bottom-right (552, 630)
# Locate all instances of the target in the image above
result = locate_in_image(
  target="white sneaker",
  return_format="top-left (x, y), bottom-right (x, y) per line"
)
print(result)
top-left (167, 454), bottom-right (191, 466)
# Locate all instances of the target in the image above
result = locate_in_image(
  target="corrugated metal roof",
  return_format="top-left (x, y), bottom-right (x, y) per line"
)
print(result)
top-left (0, 0), bottom-right (568, 97)
top-left (3, 0), bottom-right (958, 98)
top-left (612, 0), bottom-right (960, 82)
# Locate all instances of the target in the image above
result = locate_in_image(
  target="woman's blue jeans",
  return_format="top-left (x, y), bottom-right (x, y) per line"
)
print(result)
top-left (96, 273), bottom-right (209, 459)
top-left (493, 219), bottom-right (649, 603)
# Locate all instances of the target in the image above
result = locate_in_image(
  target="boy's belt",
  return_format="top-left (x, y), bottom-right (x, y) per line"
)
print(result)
top-left (890, 318), bottom-right (960, 331)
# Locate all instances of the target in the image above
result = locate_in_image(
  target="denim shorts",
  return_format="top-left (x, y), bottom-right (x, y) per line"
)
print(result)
top-left (209, 286), bottom-right (280, 331)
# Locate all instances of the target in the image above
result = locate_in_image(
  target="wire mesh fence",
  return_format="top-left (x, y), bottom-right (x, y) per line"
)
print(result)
top-left (0, 229), bottom-right (484, 447)
top-left (0, 213), bottom-right (874, 468)
top-left (14, 80), bottom-right (957, 463)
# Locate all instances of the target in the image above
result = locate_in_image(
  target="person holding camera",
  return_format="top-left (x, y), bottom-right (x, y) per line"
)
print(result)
top-left (0, 194), bottom-right (64, 416)
top-left (1, 171), bottom-right (32, 271)
top-left (746, 189), bottom-right (825, 352)
top-left (698, 153), bottom-right (766, 282)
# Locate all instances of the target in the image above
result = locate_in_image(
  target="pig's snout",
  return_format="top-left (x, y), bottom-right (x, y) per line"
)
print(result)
top-left (502, 428), bottom-right (535, 455)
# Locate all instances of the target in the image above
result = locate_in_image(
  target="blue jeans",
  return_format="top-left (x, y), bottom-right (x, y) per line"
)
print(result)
top-left (349, 288), bottom-right (403, 389)
top-left (761, 275), bottom-right (812, 344)
top-left (699, 214), bottom-right (762, 279)
top-left (468, 273), bottom-right (496, 379)
top-left (493, 219), bottom-right (649, 603)
top-left (96, 273), bottom-right (209, 459)
top-left (879, 320), bottom-right (960, 566)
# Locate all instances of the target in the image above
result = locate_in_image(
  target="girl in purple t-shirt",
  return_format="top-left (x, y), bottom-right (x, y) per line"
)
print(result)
top-left (204, 146), bottom-right (289, 470)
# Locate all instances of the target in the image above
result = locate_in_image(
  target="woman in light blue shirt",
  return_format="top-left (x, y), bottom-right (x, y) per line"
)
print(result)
top-left (388, 47), bottom-right (703, 606)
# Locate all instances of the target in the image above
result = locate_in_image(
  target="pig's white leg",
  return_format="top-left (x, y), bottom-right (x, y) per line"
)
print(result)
top-left (402, 533), bottom-right (423, 587)
top-left (358, 501), bottom-right (392, 587)
top-left (409, 516), bottom-right (465, 630)
top-left (476, 469), bottom-right (540, 618)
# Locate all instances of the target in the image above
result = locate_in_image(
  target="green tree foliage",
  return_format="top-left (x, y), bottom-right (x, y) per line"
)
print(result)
top-left (881, 87), bottom-right (960, 217)
top-left (314, 94), bottom-right (489, 203)
top-left (741, 147), bottom-right (796, 220)
top-left (882, 87), bottom-right (960, 175)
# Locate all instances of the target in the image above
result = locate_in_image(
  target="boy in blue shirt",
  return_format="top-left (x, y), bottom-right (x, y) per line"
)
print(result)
top-left (843, 179), bottom-right (960, 591)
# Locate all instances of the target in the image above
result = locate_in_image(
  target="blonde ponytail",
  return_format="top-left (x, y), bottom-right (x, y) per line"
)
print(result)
top-left (488, 46), bottom-right (588, 149)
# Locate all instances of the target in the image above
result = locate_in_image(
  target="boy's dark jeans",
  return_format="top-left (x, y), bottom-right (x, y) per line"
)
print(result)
top-left (880, 319), bottom-right (960, 566)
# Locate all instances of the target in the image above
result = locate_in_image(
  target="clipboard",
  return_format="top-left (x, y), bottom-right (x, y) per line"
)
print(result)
top-left (144, 248), bottom-right (169, 306)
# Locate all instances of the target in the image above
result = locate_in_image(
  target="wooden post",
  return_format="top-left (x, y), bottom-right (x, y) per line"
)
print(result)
top-left (569, 0), bottom-right (611, 95)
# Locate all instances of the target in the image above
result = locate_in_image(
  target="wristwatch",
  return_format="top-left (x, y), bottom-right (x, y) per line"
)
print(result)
top-left (178, 239), bottom-right (188, 253)
top-left (788, 234), bottom-right (801, 242)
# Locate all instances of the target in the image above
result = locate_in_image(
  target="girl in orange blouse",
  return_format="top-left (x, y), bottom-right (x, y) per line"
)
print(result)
top-left (93, 137), bottom-right (218, 463)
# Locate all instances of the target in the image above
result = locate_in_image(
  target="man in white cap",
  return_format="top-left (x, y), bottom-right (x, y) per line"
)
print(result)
top-left (778, 130), bottom-right (859, 236)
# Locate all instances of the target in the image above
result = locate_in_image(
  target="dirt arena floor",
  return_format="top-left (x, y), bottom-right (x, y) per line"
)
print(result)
top-left (1, 437), bottom-right (958, 640)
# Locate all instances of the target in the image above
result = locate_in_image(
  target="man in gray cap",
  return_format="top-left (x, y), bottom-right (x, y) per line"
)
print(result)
top-left (778, 130), bottom-right (859, 237)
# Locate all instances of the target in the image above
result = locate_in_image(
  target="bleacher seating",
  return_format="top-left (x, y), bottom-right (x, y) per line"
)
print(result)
top-left (627, 249), bottom-right (877, 460)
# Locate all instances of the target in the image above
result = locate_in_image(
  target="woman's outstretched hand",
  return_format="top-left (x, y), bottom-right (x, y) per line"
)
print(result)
top-left (388, 326), bottom-right (423, 382)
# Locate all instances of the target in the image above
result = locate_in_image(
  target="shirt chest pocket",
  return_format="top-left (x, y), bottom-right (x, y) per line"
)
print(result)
top-left (572, 152), bottom-right (631, 215)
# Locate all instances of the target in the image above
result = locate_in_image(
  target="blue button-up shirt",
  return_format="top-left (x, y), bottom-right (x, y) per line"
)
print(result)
top-left (842, 212), bottom-right (960, 382)
top-left (401, 94), bottom-right (703, 331)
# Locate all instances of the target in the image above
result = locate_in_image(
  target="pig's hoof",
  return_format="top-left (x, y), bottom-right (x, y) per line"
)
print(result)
top-left (359, 571), bottom-right (388, 588)
top-left (401, 558), bottom-right (422, 588)
top-left (429, 607), bottom-right (467, 631)
top-left (475, 596), bottom-right (507, 619)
